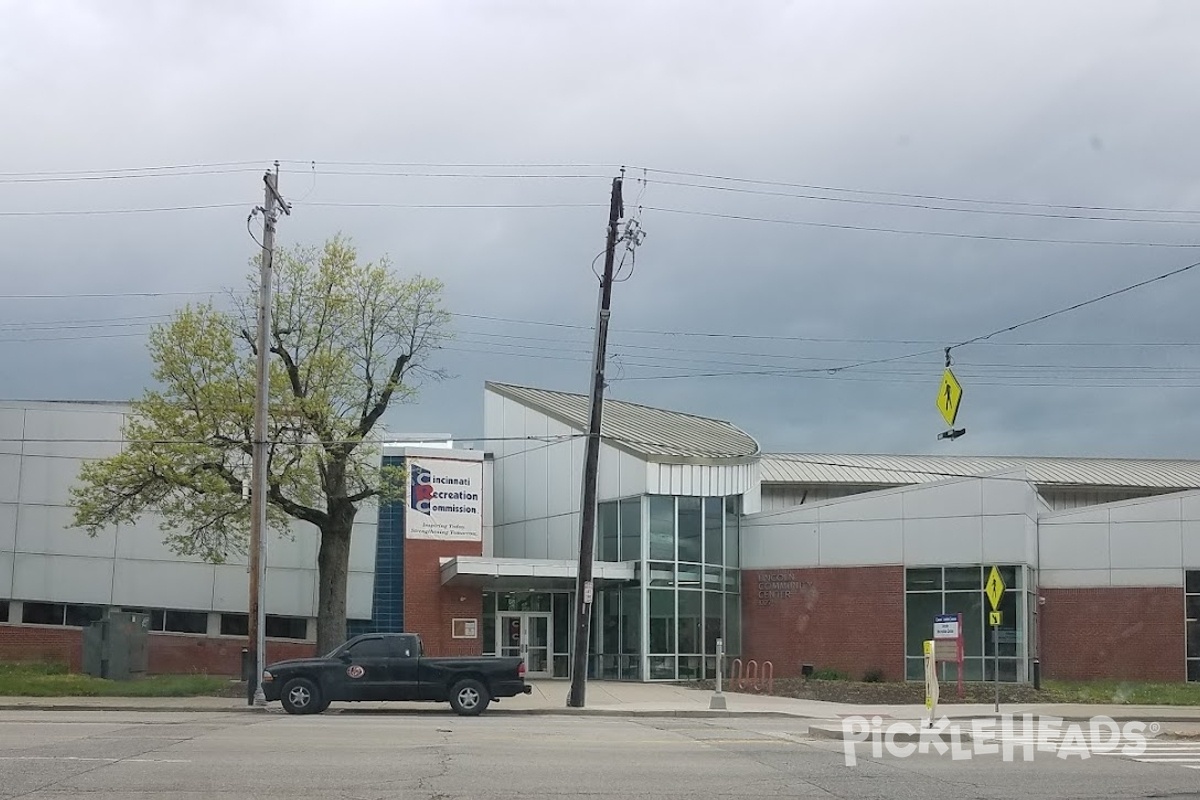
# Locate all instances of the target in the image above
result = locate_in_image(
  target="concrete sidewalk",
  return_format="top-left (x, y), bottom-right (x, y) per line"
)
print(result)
top-left (1, 681), bottom-right (1198, 727)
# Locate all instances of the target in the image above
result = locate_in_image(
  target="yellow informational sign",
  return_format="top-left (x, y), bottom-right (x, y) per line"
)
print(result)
top-left (923, 640), bottom-right (939, 715)
top-left (985, 565), bottom-right (1006, 610)
top-left (989, 610), bottom-right (1003, 627)
top-left (937, 368), bottom-right (963, 426)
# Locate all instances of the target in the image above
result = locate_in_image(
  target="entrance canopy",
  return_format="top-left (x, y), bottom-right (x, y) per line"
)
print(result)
top-left (440, 556), bottom-right (636, 592)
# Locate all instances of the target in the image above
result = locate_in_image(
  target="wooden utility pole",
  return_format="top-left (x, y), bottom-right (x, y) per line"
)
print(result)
top-left (249, 163), bottom-right (289, 706)
top-left (567, 172), bottom-right (624, 708)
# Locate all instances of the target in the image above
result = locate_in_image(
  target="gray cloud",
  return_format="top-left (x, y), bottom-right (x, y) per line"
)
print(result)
top-left (3, 0), bottom-right (1199, 460)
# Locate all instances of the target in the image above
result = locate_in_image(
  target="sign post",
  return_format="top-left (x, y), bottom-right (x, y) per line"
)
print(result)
top-left (985, 565), bottom-right (1006, 712)
top-left (710, 638), bottom-right (727, 710)
top-left (922, 639), bottom-right (939, 727)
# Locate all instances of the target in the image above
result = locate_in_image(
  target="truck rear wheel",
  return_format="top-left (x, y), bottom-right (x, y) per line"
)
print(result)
top-left (281, 677), bottom-right (322, 715)
top-left (449, 678), bottom-right (490, 716)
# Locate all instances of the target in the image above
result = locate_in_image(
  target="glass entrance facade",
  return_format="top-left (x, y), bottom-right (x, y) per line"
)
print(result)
top-left (480, 492), bottom-right (743, 682)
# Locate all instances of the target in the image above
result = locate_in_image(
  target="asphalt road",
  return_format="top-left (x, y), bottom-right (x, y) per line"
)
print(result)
top-left (0, 710), bottom-right (1198, 799)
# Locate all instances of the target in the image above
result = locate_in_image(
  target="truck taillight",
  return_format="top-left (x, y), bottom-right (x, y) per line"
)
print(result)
top-left (518, 661), bottom-right (526, 677)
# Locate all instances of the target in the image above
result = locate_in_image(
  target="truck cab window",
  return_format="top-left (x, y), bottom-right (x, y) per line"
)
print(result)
top-left (345, 638), bottom-right (390, 658)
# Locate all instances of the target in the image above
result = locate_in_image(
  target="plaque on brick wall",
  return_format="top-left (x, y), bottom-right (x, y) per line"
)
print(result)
top-left (452, 618), bottom-right (478, 639)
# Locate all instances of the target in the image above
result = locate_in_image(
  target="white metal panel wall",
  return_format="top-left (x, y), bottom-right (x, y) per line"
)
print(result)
top-left (645, 461), bottom-right (757, 498)
top-left (0, 402), bottom-right (372, 621)
top-left (742, 476), bottom-right (1040, 570)
top-left (1040, 490), bottom-right (1200, 588)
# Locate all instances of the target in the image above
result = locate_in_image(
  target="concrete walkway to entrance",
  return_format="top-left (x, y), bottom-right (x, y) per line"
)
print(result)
top-left (1, 680), bottom-right (1199, 731)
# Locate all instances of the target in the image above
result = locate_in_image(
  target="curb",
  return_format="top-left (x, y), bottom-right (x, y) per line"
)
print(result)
top-left (0, 703), bottom-right (802, 719)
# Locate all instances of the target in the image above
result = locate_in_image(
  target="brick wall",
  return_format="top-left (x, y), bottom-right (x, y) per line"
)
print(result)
top-left (403, 538), bottom-right (483, 657)
top-left (147, 634), bottom-right (315, 676)
top-left (741, 566), bottom-right (905, 681)
top-left (0, 624), bottom-right (315, 676)
top-left (1040, 587), bottom-right (1186, 682)
top-left (0, 624), bottom-right (83, 671)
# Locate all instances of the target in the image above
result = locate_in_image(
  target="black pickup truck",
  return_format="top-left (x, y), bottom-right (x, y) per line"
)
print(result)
top-left (260, 632), bottom-right (531, 716)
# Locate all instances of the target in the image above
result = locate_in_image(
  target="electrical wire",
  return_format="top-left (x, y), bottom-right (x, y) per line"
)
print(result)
top-left (633, 166), bottom-right (1200, 217)
top-left (645, 177), bottom-right (1200, 225)
top-left (641, 206), bottom-right (1200, 248)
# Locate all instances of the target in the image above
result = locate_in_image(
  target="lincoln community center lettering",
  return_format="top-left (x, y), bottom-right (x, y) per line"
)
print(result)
top-left (756, 572), bottom-right (810, 606)
top-left (406, 458), bottom-right (483, 541)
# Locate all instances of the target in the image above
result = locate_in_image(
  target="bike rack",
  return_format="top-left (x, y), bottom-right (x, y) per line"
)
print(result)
top-left (760, 660), bottom-right (774, 694)
top-left (728, 658), bottom-right (773, 693)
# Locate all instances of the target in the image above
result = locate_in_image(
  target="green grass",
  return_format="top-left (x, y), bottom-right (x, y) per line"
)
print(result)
top-left (0, 662), bottom-right (232, 698)
top-left (1040, 679), bottom-right (1200, 706)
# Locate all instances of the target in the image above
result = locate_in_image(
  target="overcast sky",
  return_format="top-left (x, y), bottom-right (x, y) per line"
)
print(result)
top-left (3, 0), bottom-right (1200, 460)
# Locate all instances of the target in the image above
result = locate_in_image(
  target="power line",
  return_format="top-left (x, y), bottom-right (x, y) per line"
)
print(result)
top-left (635, 166), bottom-right (1200, 217)
top-left (0, 161), bottom-right (266, 178)
top-left (948, 258), bottom-right (1200, 352)
top-left (642, 206), bottom-right (1200, 248)
top-left (646, 177), bottom-right (1200, 225)
top-left (0, 203), bottom-right (247, 217)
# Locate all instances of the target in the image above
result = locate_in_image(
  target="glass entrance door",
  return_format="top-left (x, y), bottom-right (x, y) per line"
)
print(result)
top-left (498, 612), bottom-right (551, 678)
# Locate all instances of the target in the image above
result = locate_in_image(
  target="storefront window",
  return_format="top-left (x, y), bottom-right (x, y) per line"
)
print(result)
top-left (677, 497), bottom-right (702, 563)
top-left (724, 496), bottom-right (740, 568)
top-left (704, 497), bottom-right (723, 565)
top-left (649, 589), bottom-right (675, 654)
top-left (648, 496), bottom-right (675, 560)
top-left (904, 565), bottom-right (1029, 683)
top-left (619, 497), bottom-right (641, 561)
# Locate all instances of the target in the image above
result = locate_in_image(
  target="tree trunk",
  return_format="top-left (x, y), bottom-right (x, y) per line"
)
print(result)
top-left (315, 509), bottom-right (355, 655)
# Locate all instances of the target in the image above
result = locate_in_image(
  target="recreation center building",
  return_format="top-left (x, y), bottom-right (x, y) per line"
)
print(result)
top-left (1, 381), bottom-right (1198, 684)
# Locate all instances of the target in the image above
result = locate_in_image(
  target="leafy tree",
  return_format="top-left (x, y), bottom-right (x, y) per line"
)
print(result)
top-left (71, 236), bottom-right (450, 653)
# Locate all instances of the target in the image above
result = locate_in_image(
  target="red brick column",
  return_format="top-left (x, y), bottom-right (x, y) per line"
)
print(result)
top-left (403, 539), bottom-right (483, 657)
top-left (741, 566), bottom-right (905, 681)
top-left (1040, 587), bottom-right (1185, 682)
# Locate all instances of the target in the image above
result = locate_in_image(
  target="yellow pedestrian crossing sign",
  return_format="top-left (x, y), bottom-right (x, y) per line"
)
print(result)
top-left (937, 368), bottom-right (963, 426)
top-left (989, 610), bottom-right (1002, 626)
top-left (985, 566), bottom-right (1006, 610)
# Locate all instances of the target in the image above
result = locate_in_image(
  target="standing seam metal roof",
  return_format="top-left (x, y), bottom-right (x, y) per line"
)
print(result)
top-left (759, 453), bottom-right (1200, 490)
top-left (486, 382), bottom-right (760, 462)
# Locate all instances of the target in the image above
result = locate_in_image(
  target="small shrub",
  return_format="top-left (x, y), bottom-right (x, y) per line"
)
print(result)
top-left (811, 667), bottom-right (849, 681)
top-left (862, 668), bottom-right (886, 683)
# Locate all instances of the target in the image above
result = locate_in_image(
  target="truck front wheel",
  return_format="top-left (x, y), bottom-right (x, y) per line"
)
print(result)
top-left (280, 677), bottom-right (323, 715)
top-left (449, 678), bottom-right (490, 716)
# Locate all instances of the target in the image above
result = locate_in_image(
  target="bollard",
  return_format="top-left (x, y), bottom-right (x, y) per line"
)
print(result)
top-left (1032, 658), bottom-right (1041, 690)
top-left (710, 638), bottom-right (727, 710)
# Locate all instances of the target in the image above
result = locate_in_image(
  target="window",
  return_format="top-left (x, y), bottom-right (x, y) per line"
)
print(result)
top-left (648, 496), bottom-right (675, 560)
top-left (22, 602), bottom-right (66, 625)
top-left (220, 613), bottom-right (249, 637)
top-left (598, 501), bottom-right (619, 562)
top-left (345, 637), bottom-right (391, 658)
top-left (164, 610), bottom-right (208, 634)
top-left (677, 497), bottom-right (702, 563)
top-left (266, 616), bottom-right (308, 640)
top-left (724, 496), bottom-right (740, 568)
top-left (619, 497), bottom-right (641, 562)
top-left (704, 497), bottom-right (723, 565)
top-left (1188, 570), bottom-right (1199, 683)
top-left (22, 602), bottom-right (104, 627)
top-left (0, 600), bottom-right (9, 623)
top-left (64, 605), bottom-right (105, 628)
top-left (904, 565), bottom-right (1027, 683)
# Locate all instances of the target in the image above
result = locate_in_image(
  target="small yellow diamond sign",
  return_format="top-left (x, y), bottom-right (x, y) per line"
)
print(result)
top-left (989, 610), bottom-right (1003, 627)
top-left (985, 566), bottom-right (1006, 610)
top-left (937, 368), bottom-right (963, 427)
